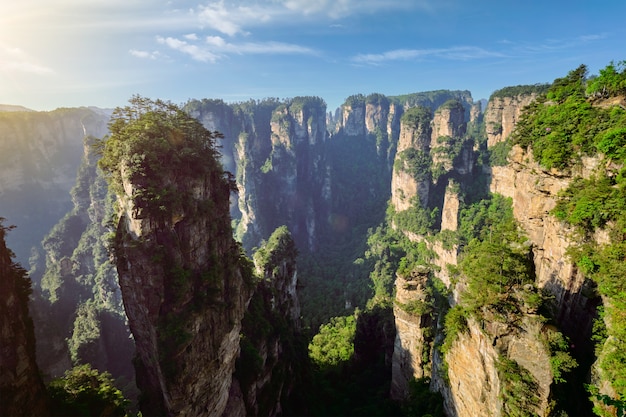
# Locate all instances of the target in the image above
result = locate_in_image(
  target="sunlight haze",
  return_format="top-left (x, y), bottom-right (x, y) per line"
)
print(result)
top-left (1, 0), bottom-right (624, 111)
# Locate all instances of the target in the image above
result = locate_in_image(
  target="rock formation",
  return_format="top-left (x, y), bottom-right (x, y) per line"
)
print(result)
top-left (228, 226), bottom-right (304, 416)
top-left (484, 93), bottom-right (540, 147)
top-left (0, 221), bottom-right (49, 416)
top-left (99, 99), bottom-right (255, 416)
top-left (388, 88), bottom-right (580, 416)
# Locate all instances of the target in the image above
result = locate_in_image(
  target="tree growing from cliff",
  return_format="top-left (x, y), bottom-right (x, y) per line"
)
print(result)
top-left (96, 95), bottom-right (234, 221)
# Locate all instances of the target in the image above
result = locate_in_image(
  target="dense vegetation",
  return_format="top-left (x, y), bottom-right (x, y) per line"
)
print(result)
top-left (48, 365), bottom-right (131, 417)
top-left (97, 95), bottom-right (235, 221)
top-left (30, 134), bottom-right (135, 390)
top-left (511, 64), bottom-right (626, 170)
top-left (502, 61), bottom-right (626, 414)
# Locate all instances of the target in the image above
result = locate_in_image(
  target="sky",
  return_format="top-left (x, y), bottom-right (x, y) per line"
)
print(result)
top-left (1, 0), bottom-right (625, 112)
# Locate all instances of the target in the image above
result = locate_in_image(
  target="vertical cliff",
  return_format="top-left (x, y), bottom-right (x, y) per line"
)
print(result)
top-left (386, 87), bottom-right (579, 416)
top-left (227, 226), bottom-right (305, 416)
top-left (188, 97), bottom-right (330, 253)
top-left (99, 98), bottom-right (255, 416)
top-left (0, 220), bottom-right (49, 416)
top-left (489, 146), bottom-right (599, 345)
top-left (484, 86), bottom-right (548, 146)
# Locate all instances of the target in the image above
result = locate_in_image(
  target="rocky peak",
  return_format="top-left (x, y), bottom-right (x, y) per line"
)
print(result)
top-left (484, 91), bottom-right (542, 147)
top-left (391, 266), bottom-right (434, 399)
top-left (396, 106), bottom-right (432, 154)
top-left (431, 100), bottom-right (467, 141)
top-left (430, 100), bottom-right (468, 175)
top-left (101, 98), bottom-right (254, 416)
top-left (229, 226), bottom-right (304, 416)
top-left (340, 95), bottom-right (366, 136)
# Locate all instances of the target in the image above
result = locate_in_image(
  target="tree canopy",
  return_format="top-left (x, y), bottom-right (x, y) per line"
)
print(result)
top-left (96, 96), bottom-right (234, 220)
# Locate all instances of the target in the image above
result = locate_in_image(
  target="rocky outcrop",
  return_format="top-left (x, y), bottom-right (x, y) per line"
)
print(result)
top-left (430, 100), bottom-right (468, 175)
top-left (389, 89), bottom-right (578, 416)
top-left (104, 101), bottom-right (255, 416)
top-left (189, 97), bottom-right (331, 253)
top-left (391, 266), bottom-right (434, 400)
top-left (489, 145), bottom-right (599, 346)
top-left (229, 226), bottom-right (304, 416)
top-left (0, 222), bottom-right (49, 416)
top-left (484, 94), bottom-right (538, 147)
top-left (341, 99), bottom-right (366, 137)
top-left (438, 316), bottom-right (552, 417)
top-left (391, 106), bottom-right (433, 210)
top-left (115, 167), bottom-right (253, 416)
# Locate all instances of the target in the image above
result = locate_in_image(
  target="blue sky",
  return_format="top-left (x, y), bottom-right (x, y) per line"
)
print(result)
top-left (1, 0), bottom-right (624, 112)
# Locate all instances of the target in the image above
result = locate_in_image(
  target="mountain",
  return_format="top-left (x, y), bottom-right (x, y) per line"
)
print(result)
top-left (2, 61), bottom-right (626, 416)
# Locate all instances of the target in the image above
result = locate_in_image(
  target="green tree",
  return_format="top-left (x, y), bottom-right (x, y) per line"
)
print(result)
top-left (48, 364), bottom-right (130, 417)
top-left (309, 315), bottom-right (357, 369)
top-left (586, 61), bottom-right (626, 98)
top-left (96, 95), bottom-right (233, 221)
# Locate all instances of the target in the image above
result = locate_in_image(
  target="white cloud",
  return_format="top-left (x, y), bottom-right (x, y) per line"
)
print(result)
top-left (193, 0), bottom-right (425, 35)
top-left (0, 45), bottom-right (54, 74)
top-left (129, 49), bottom-right (162, 60)
top-left (352, 46), bottom-right (504, 65)
top-left (217, 40), bottom-right (317, 55)
top-left (281, 0), bottom-right (420, 19)
top-left (196, 2), bottom-right (259, 36)
top-left (206, 36), bottom-right (227, 47)
top-left (156, 34), bottom-right (317, 62)
top-left (156, 36), bottom-right (220, 63)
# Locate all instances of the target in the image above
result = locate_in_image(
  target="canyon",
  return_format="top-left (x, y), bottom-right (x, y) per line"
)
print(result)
top-left (0, 68), bottom-right (623, 416)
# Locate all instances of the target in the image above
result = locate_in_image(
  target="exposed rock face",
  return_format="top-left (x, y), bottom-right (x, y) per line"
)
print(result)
top-left (342, 102), bottom-right (366, 137)
top-left (440, 181), bottom-right (460, 232)
top-left (389, 90), bottom-right (573, 416)
top-left (115, 167), bottom-right (253, 416)
top-left (392, 107), bottom-right (433, 210)
top-left (0, 108), bottom-right (111, 266)
top-left (229, 226), bottom-right (304, 416)
top-left (107, 104), bottom-right (255, 416)
top-left (438, 315), bottom-right (552, 417)
top-left (391, 267), bottom-right (434, 400)
top-left (489, 145), bottom-right (599, 345)
top-left (0, 223), bottom-right (49, 417)
top-left (484, 94), bottom-right (538, 147)
top-left (189, 98), bottom-right (330, 253)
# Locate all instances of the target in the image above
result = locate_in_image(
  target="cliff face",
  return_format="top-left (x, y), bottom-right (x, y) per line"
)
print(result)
top-left (227, 226), bottom-right (304, 416)
top-left (388, 91), bottom-right (570, 416)
top-left (0, 108), bottom-right (110, 266)
top-left (115, 170), bottom-right (252, 417)
top-left (484, 94), bottom-right (538, 146)
top-left (98, 99), bottom-right (254, 416)
top-left (0, 222), bottom-right (49, 416)
top-left (391, 267), bottom-right (434, 399)
top-left (489, 146), bottom-right (599, 345)
top-left (389, 100), bottom-right (470, 405)
top-left (188, 98), bottom-right (330, 253)
top-left (438, 315), bottom-right (552, 417)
